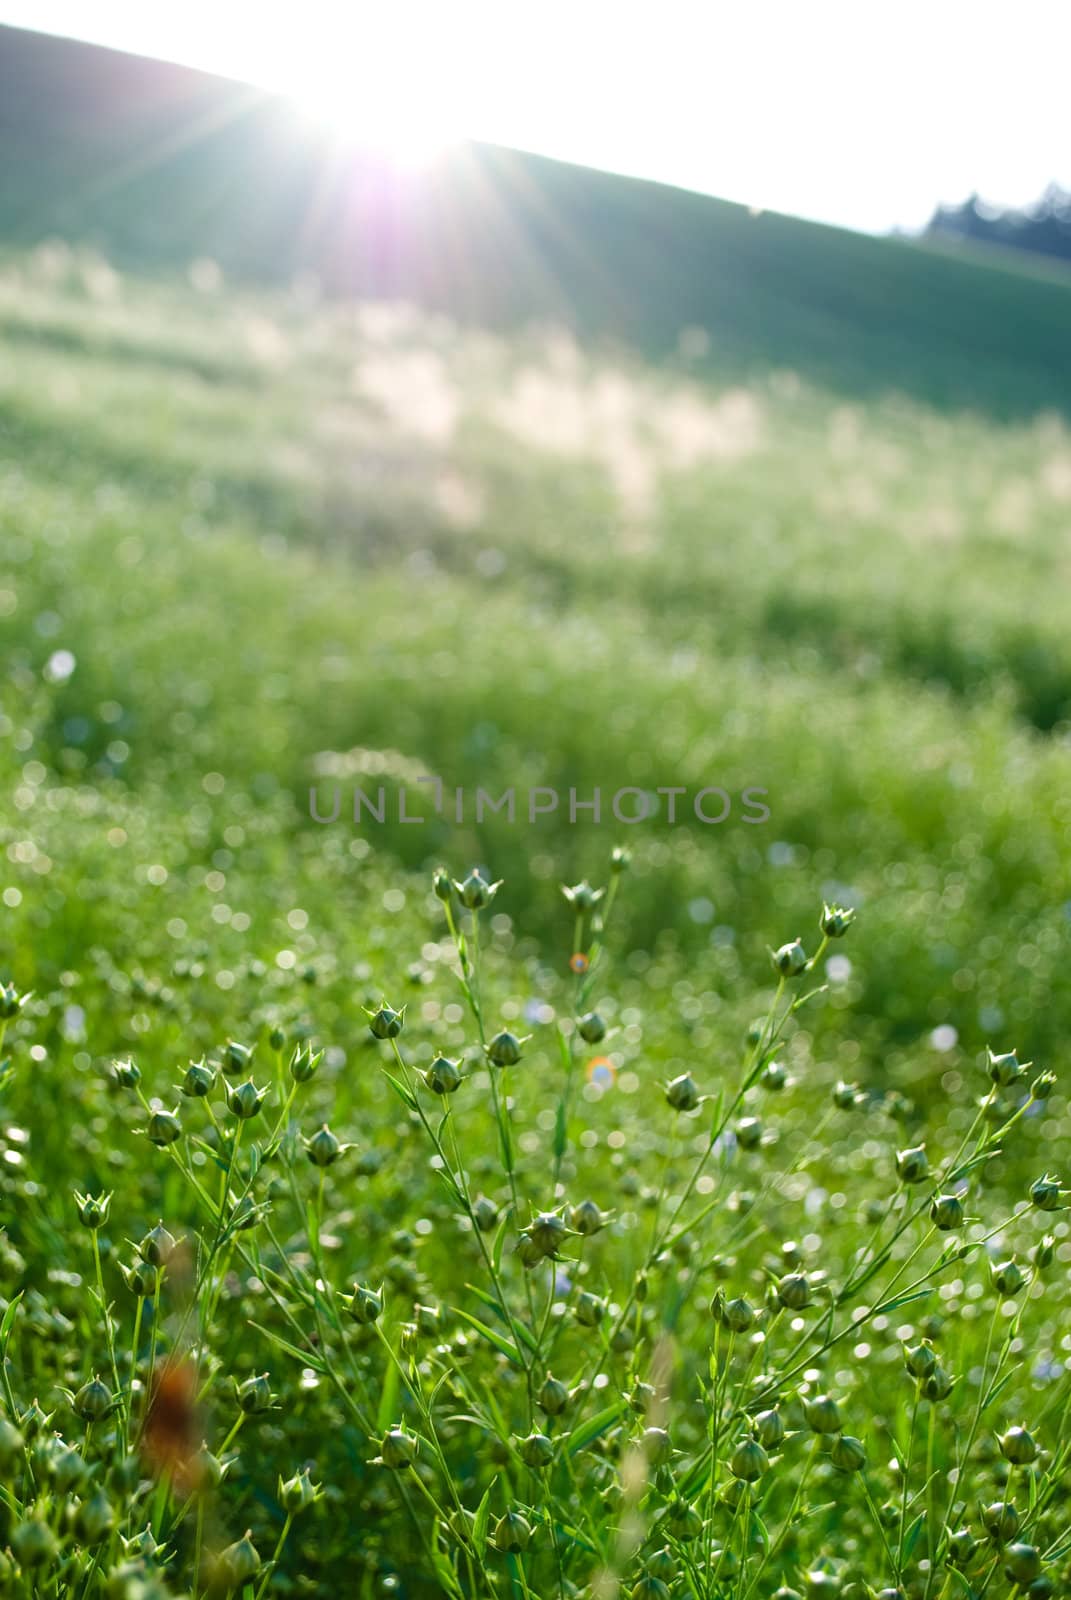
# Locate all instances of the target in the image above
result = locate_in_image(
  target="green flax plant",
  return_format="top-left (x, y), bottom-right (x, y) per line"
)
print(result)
top-left (0, 861), bottom-right (1067, 1599)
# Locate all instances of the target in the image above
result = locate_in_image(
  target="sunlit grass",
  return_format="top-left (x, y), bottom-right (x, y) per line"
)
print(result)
top-left (1, 242), bottom-right (1070, 1594)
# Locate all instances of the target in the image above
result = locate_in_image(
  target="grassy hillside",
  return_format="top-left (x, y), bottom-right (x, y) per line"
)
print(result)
top-left (3, 25), bottom-right (1071, 422)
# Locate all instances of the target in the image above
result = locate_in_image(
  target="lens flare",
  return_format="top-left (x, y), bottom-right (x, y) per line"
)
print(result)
top-left (586, 1056), bottom-right (616, 1088)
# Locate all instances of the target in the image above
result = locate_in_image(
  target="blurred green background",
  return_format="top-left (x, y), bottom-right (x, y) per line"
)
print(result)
top-left (2, 22), bottom-right (1071, 1087)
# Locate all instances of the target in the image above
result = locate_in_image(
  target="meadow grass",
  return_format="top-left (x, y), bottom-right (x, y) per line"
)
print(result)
top-left (0, 242), bottom-right (1069, 1596)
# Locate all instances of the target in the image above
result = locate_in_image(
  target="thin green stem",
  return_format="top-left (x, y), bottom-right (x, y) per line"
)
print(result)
top-left (252, 1511), bottom-right (294, 1600)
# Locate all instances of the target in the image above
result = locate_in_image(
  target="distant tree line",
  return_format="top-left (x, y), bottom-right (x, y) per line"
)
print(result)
top-left (928, 184), bottom-right (1071, 267)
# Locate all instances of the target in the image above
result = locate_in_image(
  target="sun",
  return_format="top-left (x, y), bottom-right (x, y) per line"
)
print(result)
top-left (284, 56), bottom-right (457, 171)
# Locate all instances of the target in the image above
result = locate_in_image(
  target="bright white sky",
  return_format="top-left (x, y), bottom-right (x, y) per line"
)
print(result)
top-left (3, 0), bottom-right (1069, 234)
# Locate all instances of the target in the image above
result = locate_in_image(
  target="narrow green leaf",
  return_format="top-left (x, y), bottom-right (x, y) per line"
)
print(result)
top-left (497, 1113), bottom-right (513, 1175)
top-left (465, 1284), bottom-right (539, 1355)
top-left (1044, 1526), bottom-right (1071, 1562)
top-left (553, 1096), bottom-right (568, 1164)
top-left (472, 1480), bottom-right (495, 1558)
top-left (677, 1451), bottom-right (713, 1501)
top-left (902, 1510), bottom-right (926, 1563)
top-left (545, 1518), bottom-right (599, 1557)
top-left (567, 1401), bottom-right (627, 1455)
top-left (981, 1369), bottom-right (1017, 1412)
top-left (707, 1087), bottom-right (725, 1141)
top-left (248, 1322), bottom-right (326, 1374)
top-left (189, 1136), bottom-right (232, 1176)
top-left (381, 1071), bottom-right (418, 1113)
top-left (451, 1308), bottom-right (523, 1368)
top-left (0, 1293), bottom-right (21, 1352)
top-left (476, 1380), bottom-right (514, 1447)
top-left (428, 1519), bottom-right (461, 1598)
top-left (952, 1149), bottom-right (1001, 1180)
top-left (434, 1165), bottom-right (465, 1209)
top-left (428, 1370), bottom-right (452, 1408)
top-left (843, 1248), bottom-right (894, 1297)
top-left (491, 1214), bottom-right (510, 1278)
top-left (944, 1565), bottom-right (977, 1599)
top-left (377, 1354), bottom-right (400, 1434)
top-left (792, 983), bottom-right (828, 1010)
top-left (875, 1287), bottom-right (933, 1317)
